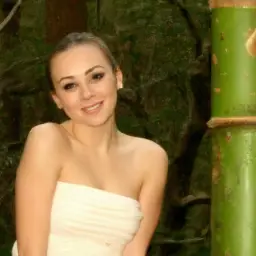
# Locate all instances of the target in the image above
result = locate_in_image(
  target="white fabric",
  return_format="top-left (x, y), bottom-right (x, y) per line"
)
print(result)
top-left (12, 181), bottom-right (143, 255)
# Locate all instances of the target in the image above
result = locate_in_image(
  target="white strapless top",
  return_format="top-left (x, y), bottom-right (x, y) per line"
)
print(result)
top-left (12, 181), bottom-right (143, 256)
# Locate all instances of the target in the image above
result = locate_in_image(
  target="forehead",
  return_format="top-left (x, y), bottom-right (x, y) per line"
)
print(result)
top-left (50, 44), bottom-right (110, 78)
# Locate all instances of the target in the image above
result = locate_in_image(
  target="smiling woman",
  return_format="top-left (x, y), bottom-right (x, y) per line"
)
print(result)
top-left (47, 33), bottom-right (122, 128)
top-left (12, 32), bottom-right (168, 256)
top-left (50, 49), bottom-right (122, 127)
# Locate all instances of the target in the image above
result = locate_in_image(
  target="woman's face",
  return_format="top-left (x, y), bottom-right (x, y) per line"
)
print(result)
top-left (50, 44), bottom-right (123, 126)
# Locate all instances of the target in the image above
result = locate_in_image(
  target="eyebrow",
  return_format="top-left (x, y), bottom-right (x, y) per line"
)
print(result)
top-left (58, 65), bottom-right (104, 83)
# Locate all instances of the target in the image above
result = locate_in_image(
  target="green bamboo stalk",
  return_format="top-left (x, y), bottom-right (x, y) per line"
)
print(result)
top-left (209, 1), bottom-right (256, 256)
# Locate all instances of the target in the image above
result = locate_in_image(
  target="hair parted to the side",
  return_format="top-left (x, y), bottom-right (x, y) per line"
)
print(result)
top-left (46, 32), bottom-right (119, 91)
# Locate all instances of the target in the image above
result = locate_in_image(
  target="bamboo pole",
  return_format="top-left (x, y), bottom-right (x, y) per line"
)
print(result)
top-left (208, 0), bottom-right (256, 255)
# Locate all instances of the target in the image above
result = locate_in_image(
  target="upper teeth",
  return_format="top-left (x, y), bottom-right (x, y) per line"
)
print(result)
top-left (85, 103), bottom-right (101, 111)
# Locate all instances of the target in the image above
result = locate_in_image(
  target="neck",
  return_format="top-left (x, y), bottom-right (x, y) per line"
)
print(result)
top-left (71, 117), bottom-right (119, 153)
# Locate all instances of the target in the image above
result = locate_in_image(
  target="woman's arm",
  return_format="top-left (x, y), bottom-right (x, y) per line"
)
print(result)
top-left (123, 142), bottom-right (168, 256)
top-left (15, 123), bottom-right (65, 256)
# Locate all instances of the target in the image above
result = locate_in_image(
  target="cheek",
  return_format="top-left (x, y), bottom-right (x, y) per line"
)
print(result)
top-left (102, 87), bottom-right (118, 104)
top-left (105, 88), bottom-right (118, 108)
top-left (106, 86), bottom-right (117, 96)
top-left (100, 76), bottom-right (118, 95)
top-left (100, 80), bottom-right (118, 97)
top-left (59, 94), bottom-right (80, 110)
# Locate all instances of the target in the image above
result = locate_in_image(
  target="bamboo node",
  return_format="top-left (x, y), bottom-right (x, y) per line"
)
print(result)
top-left (209, 0), bottom-right (256, 8)
top-left (207, 116), bottom-right (256, 128)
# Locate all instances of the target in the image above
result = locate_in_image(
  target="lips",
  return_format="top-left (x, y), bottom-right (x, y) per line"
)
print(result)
top-left (81, 101), bottom-right (103, 114)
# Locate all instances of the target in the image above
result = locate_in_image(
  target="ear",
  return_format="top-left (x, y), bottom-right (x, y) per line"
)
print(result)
top-left (115, 68), bottom-right (123, 89)
top-left (51, 92), bottom-right (63, 109)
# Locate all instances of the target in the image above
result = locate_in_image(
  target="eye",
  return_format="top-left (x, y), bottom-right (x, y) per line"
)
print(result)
top-left (63, 83), bottom-right (76, 90)
top-left (91, 72), bottom-right (105, 81)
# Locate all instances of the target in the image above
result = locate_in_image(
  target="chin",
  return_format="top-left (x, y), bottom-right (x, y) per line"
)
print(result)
top-left (76, 113), bottom-right (115, 127)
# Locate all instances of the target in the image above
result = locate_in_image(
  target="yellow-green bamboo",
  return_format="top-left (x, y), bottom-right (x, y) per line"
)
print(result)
top-left (209, 1), bottom-right (256, 255)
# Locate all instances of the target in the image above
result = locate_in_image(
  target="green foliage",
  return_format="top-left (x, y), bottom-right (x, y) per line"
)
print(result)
top-left (0, 244), bottom-right (12, 256)
top-left (191, 246), bottom-right (210, 256)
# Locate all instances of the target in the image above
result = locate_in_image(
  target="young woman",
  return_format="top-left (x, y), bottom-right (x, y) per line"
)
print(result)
top-left (12, 32), bottom-right (168, 256)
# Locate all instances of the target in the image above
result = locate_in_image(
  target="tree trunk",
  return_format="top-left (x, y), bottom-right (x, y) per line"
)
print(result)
top-left (209, 1), bottom-right (256, 255)
top-left (45, 0), bottom-right (87, 44)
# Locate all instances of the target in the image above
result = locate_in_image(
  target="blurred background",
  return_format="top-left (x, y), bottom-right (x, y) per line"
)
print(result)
top-left (0, 0), bottom-right (211, 255)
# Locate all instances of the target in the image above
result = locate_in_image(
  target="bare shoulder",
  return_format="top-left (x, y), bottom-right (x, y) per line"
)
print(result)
top-left (132, 136), bottom-right (168, 162)
top-left (125, 135), bottom-right (169, 176)
top-left (15, 122), bottom-right (70, 189)
top-left (28, 122), bottom-right (65, 141)
top-left (138, 137), bottom-right (167, 158)
top-left (18, 122), bottom-right (69, 171)
top-left (26, 122), bottom-right (69, 150)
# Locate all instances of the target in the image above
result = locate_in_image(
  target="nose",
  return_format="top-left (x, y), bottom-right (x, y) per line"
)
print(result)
top-left (79, 84), bottom-right (93, 100)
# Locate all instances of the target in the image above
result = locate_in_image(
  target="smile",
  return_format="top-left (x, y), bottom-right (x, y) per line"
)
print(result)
top-left (82, 101), bottom-right (103, 114)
